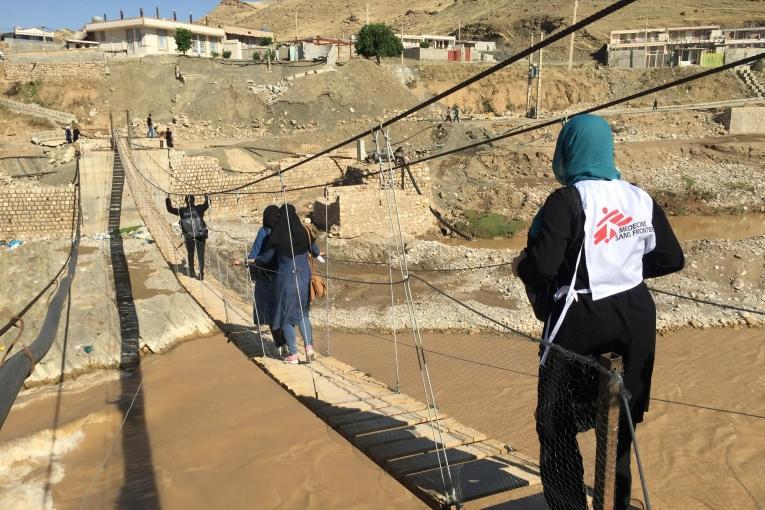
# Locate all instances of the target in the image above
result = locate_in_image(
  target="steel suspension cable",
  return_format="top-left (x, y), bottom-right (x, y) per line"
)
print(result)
top-left (204, 0), bottom-right (639, 196)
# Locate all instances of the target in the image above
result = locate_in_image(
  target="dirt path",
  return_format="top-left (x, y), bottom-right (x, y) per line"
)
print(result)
top-left (0, 335), bottom-right (426, 510)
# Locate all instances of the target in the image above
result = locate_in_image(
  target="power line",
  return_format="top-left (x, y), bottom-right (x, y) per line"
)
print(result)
top-left (208, 0), bottom-right (640, 195)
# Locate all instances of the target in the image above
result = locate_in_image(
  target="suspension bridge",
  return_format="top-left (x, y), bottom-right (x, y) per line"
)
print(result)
top-left (1, 0), bottom-right (764, 508)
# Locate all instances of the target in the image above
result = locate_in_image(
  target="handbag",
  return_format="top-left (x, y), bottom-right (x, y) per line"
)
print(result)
top-left (305, 227), bottom-right (327, 302)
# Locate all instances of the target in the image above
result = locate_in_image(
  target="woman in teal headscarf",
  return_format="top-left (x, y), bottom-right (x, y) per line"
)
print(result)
top-left (513, 114), bottom-right (684, 510)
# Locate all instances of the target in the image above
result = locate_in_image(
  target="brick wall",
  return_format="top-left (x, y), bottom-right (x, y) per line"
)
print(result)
top-left (723, 107), bottom-right (765, 135)
top-left (0, 185), bottom-right (76, 238)
top-left (313, 161), bottom-right (434, 238)
top-left (166, 151), bottom-right (347, 211)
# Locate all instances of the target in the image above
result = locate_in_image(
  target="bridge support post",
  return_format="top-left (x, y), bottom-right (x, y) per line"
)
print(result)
top-left (593, 353), bottom-right (623, 510)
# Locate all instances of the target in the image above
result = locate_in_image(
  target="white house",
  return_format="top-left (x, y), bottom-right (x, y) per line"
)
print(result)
top-left (396, 34), bottom-right (456, 50)
top-left (1, 27), bottom-right (55, 42)
top-left (84, 17), bottom-right (225, 57)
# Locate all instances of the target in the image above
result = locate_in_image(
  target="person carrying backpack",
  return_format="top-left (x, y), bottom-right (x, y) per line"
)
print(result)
top-left (166, 194), bottom-right (209, 280)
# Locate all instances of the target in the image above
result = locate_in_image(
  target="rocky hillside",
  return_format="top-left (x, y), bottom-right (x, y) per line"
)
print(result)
top-left (207, 0), bottom-right (765, 60)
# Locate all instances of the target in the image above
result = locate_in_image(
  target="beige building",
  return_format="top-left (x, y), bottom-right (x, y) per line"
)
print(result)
top-left (85, 17), bottom-right (225, 57)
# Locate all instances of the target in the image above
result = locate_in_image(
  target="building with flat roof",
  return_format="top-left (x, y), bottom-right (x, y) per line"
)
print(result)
top-left (396, 34), bottom-right (456, 50)
top-left (1, 27), bottom-right (55, 43)
top-left (85, 17), bottom-right (225, 57)
top-left (608, 24), bottom-right (764, 68)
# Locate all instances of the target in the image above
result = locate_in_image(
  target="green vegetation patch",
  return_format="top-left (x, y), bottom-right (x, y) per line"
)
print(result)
top-left (6, 80), bottom-right (43, 104)
top-left (456, 209), bottom-right (526, 239)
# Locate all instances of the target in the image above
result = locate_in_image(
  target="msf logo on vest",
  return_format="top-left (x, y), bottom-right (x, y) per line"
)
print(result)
top-left (594, 207), bottom-right (633, 245)
top-left (594, 207), bottom-right (654, 245)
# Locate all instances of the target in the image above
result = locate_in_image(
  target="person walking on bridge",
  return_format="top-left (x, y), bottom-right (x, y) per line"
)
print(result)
top-left (253, 204), bottom-right (322, 364)
top-left (513, 114), bottom-right (684, 510)
top-left (166, 194), bottom-right (209, 280)
top-left (235, 205), bottom-right (288, 356)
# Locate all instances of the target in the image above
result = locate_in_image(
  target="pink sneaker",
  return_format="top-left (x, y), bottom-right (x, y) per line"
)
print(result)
top-left (283, 354), bottom-right (299, 365)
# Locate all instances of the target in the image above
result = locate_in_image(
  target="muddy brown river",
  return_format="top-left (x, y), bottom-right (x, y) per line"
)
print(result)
top-left (443, 213), bottom-right (765, 250)
top-left (2, 326), bottom-right (762, 509)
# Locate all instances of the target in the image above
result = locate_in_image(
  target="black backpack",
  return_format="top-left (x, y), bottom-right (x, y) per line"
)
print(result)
top-left (180, 209), bottom-right (207, 238)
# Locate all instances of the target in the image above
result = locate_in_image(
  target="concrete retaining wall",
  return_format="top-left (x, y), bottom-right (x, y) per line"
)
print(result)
top-left (0, 185), bottom-right (76, 238)
top-left (722, 107), bottom-right (765, 134)
top-left (0, 97), bottom-right (76, 124)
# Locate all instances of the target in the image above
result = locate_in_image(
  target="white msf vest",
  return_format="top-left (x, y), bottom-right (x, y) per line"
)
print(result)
top-left (541, 180), bottom-right (656, 364)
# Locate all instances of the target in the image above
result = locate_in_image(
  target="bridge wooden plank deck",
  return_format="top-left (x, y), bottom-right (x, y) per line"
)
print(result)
top-left (172, 271), bottom-right (542, 508)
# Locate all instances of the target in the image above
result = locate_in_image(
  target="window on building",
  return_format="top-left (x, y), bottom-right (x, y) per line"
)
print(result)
top-left (98, 31), bottom-right (106, 42)
top-left (193, 35), bottom-right (203, 55)
top-left (135, 29), bottom-right (143, 46)
top-left (158, 29), bottom-right (168, 50)
top-left (210, 37), bottom-right (219, 54)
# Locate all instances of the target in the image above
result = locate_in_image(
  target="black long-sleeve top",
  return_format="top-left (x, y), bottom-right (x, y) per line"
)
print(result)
top-left (165, 196), bottom-right (209, 238)
top-left (517, 186), bottom-right (684, 421)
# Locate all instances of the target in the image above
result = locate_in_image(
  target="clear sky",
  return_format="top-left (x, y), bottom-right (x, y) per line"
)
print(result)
top-left (1, 1), bottom-right (220, 31)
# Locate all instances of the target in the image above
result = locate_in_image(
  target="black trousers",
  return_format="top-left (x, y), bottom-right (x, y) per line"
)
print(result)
top-left (536, 354), bottom-right (634, 510)
top-left (184, 236), bottom-right (206, 277)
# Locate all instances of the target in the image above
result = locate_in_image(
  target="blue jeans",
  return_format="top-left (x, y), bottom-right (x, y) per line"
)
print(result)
top-left (283, 313), bottom-right (313, 355)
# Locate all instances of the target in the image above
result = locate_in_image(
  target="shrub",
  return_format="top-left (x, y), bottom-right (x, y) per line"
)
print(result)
top-left (222, 50), bottom-right (232, 59)
top-left (355, 23), bottom-right (404, 64)
top-left (419, 41), bottom-right (430, 48)
top-left (455, 210), bottom-right (525, 239)
top-left (253, 52), bottom-right (261, 62)
top-left (258, 37), bottom-right (273, 46)
top-left (174, 28), bottom-right (192, 55)
top-left (211, 51), bottom-right (220, 58)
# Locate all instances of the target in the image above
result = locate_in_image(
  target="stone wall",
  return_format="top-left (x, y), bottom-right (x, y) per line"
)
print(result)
top-left (0, 97), bottom-right (76, 124)
top-left (723, 107), bottom-right (765, 135)
top-left (313, 162), bottom-right (434, 239)
top-left (5, 61), bottom-right (105, 81)
top-left (0, 185), bottom-right (76, 238)
top-left (166, 151), bottom-right (347, 211)
top-left (4, 50), bottom-right (105, 81)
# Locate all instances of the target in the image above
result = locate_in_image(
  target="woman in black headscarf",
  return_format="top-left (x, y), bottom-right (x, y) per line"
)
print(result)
top-left (237, 205), bottom-right (286, 353)
top-left (254, 204), bottom-right (321, 364)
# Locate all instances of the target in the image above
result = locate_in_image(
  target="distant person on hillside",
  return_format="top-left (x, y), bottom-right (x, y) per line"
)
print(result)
top-left (253, 204), bottom-right (323, 364)
top-left (452, 104), bottom-right (461, 123)
top-left (158, 127), bottom-right (165, 149)
top-left (653, 99), bottom-right (658, 111)
top-left (64, 126), bottom-right (72, 144)
top-left (166, 194), bottom-right (210, 280)
top-left (165, 127), bottom-right (174, 148)
top-left (72, 125), bottom-right (80, 143)
top-left (445, 107), bottom-right (453, 122)
top-left (147, 113), bottom-right (156, 138)
top-left (513, 115), bottom-right (684, 510)
top-left (235, 205), bottom-right (287, 356)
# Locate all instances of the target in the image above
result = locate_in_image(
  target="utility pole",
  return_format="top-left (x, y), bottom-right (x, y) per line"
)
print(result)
top-left (401, 3), bottom-right (405, 65)
top-left (458, 19), bottom-right (461, 41)
top-left (535, 31), bottom-right (544, 119)
top-left (366, 3), bottom-right (370, 25)
top-left (526, 33), bottom-right (534, 117)
top-left (567, 0), bottom-right (578, 70)
top-left (295, 11), bottom-right (298, 42)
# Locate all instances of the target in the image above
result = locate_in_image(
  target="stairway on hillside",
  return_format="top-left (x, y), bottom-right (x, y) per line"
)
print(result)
top-left (108, 150), bottom-right (141, 370)
top-left (735, 65), bottom-right (765, 98)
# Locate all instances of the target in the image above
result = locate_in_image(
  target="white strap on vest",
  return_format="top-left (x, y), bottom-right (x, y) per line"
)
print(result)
top-left (540, 244), bottom-right (589, 366)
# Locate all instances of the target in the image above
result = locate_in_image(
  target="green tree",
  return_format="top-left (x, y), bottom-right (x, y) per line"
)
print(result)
top-left (258, 37), bottom-right (273, 46)
top-left (354, 23), bottom-right (403, 64)
top-left (175, 28), bottom-right (193, 55)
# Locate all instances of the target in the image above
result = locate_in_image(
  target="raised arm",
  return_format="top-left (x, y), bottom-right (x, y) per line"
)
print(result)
top-left (165, 196), bottom-right (179, 215)
top-left (199, 195), bottom-right (210, 213)
top-left (248, 228), bottom-right (269, 261)
top-left (643, 200), bottom-right (684, 279)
